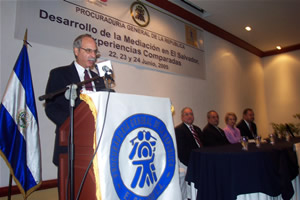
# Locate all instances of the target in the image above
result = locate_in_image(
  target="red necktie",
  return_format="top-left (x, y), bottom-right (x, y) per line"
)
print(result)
top-left (84, 69), bottom-right (93, 91)
top-left (190, 125), bottom-right (202, 147)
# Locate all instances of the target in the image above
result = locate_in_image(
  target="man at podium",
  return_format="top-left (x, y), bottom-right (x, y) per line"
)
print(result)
top-left (44, 34), bottom-right (106, 190)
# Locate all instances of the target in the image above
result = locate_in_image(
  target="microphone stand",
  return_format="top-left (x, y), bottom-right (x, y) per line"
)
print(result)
top-left (39, 75), bottom-right (101, 200)
top-left (39, 76), bottom-right (101, 101)
top-left (65, 84), bottom-right (77, 200)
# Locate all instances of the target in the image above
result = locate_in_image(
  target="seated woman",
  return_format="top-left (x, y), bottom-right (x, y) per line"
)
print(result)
top-left (223, 112), bottom-right (241, 144)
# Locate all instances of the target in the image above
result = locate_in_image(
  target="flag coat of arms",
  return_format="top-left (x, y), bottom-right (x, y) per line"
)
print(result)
top-left (0, 43), bottom-right (42, 198)
top-left (81, 92), bottom-right (182, 200)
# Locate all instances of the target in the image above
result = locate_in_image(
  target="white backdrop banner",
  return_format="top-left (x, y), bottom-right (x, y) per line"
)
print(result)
top-left (81, 91), bottom-right (182, 199)
top-left (15, 0), bottom-right (205, 79)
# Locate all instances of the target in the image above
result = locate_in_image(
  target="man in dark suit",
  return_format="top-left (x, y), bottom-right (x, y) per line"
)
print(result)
top-left (175, 107), bottom-right (204, 166)
top-left (203, 110), bottom-right (229, 146)
top-left (237, 108), bottom-right (257, 139)
top-left (45, 34), bottom-right (106, 172)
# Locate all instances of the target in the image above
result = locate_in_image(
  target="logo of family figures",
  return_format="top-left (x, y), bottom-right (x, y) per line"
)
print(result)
top-left (130, 1), bottom-right (150, 27)
top-left (129, 130), bottom-right (157, 188)
top-left (110, 114), bottom-right (176, 199)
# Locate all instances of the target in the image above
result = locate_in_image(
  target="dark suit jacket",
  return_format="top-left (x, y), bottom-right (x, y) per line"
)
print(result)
top-left (175, 123), bottom-right (204, 166)
top-left (202, 123), bottom-right (229, 147)
top-left (45, 62), bottom-right (105, 166)
top-left (236, 120), bottom-right (257, 139)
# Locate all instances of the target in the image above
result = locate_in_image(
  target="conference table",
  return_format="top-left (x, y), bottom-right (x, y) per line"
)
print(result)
top-left (185, 137), bottom-right (300, 200)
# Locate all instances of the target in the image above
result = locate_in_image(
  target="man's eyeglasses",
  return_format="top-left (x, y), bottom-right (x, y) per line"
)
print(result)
top-left (80, 47), bottom-right (100, 55)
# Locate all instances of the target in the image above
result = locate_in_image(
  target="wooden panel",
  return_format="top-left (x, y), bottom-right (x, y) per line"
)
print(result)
top-left (59, 101), bottom-right (97, 200)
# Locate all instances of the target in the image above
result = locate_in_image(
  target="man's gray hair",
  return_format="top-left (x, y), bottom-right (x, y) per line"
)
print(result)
top-left (181, 107), bottom-right (192, 116)
top-left (73, 34), bottom-right (93, 57)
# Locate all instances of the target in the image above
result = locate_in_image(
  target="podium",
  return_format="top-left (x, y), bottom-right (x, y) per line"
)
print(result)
top-left (58, 92), bottom-right (182, 200)
top-left (59, 101), bottom-right (97, 200)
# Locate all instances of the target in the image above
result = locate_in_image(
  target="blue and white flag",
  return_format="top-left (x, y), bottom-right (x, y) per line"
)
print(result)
top-left (0, 44), bottom-right (42, 198)
top-left (81, 92), bottom-right (182, 200)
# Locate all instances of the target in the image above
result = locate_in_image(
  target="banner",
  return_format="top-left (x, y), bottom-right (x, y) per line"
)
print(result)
top-left (15, 0), bottom-right (205, 79)
top-left (0, 44), bottom-right (42, 198)
top-left (81, 92), bottom-right (182, 199)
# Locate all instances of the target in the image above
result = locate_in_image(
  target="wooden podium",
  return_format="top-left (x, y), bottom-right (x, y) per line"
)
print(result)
top-left (59, 101), bottom-right (97, 200)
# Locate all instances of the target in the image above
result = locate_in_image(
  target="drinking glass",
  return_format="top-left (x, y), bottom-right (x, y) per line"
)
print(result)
top-left (269, 134), bottom-right (275, 145)
top-left (241, 136), bottom-right (248, 151)
top-left (255, 136), bottom-right (261, 148)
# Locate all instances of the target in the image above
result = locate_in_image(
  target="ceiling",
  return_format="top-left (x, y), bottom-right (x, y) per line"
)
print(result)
top-left (179, 0), bottom-right (300, 53)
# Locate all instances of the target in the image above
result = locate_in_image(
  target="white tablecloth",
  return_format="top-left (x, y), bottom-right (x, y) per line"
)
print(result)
top-left (236, 176), bottom-right (299, 200)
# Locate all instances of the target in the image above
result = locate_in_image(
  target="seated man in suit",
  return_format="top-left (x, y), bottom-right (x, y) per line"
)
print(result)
top-left (175, 107), bottom-right (203, 200)
top-left (237, 108), bottom-right (257, 139)
top-left (203, 110), bottom-right (229, 146)
top-left (175, 107), bottom-right (204, 166)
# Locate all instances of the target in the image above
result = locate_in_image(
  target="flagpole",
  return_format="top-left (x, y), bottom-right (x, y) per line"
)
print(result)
top-left (7, 29), bottom-right (28, 200)
top-left (23, 29), bottom-right (28, 47)
top-left (1, 28), bottom-right (41, 200)
top-left (7, 174), bottom-right (12, 200)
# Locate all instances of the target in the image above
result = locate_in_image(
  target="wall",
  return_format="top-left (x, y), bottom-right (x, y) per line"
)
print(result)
top-left (202, 32), bottom-right (269, 134)
top-left (2, 0), bottom-right (296, 187)
top-left (263, 50), bottom-right (300, 129)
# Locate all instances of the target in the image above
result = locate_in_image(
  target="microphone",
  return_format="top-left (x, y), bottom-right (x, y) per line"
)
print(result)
top-left (102, 65), bottom-right (113, 74)
top-left (96, 60), bottom-right (113, 77)
top-left (102, 65), bottom-right (114, 82)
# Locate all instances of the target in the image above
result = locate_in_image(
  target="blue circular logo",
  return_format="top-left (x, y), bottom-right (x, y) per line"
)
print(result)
top-left (110, 114), bottom-right (176, 199)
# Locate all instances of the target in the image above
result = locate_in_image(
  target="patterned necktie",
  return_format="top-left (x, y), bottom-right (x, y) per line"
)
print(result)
top-left (190, 125), bottom-right (202, 147)
top-left (84, 69), bottom-right (93, 91)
